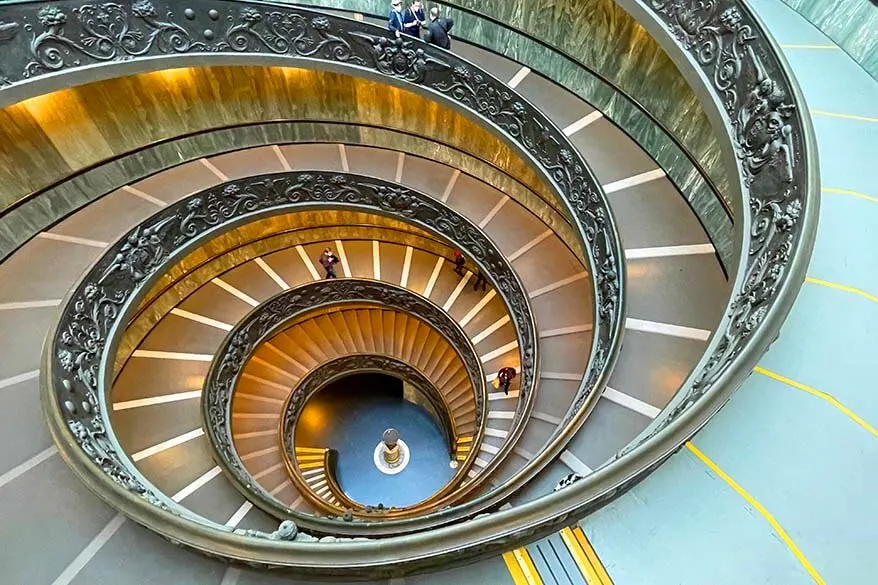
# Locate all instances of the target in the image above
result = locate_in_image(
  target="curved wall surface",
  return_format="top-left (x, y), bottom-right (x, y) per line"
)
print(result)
top-left (293, 0), bottom-right (736, 266)
top-left (779, 0), bottom-right (878, 81)
top-left (581, 1), bottom-right (878, 584)
top-left (1, 0), bottom-right (861, 583)
top-left (0, 67), bottom-right (575, 259)
top-left (294, 0), bottom-right (733, 199)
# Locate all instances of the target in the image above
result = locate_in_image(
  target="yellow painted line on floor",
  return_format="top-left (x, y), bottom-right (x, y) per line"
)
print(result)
top-left (810, 109), bottom-right (878, 123)
top-left (780, 44), bottom-right (839, 50)
top-left (560, 527), bottom-right (606, 584)
top-left (805, 277), bottom-right (878, 304)
top-left (686, 442), bottom-right (826, 585)
top-left (573, 527), bottom-right (614, 584)
top-left (502, 550), bottom-right (530, 585)
top-left (823, 187), bottom-right (878, 204)
top-left (516, 547), bottom-right (543, 585)
top-left (502, 548), bottom-right (543, 585)
top-left (755, 367), bottom-right (878, 437)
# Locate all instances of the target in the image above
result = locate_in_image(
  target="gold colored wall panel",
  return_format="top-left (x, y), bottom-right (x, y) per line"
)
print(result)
top-left (0, 66), bottom-right (551, 214)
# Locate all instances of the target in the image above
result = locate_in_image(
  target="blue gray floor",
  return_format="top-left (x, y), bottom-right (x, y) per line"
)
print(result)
top-left (581, 1), bottom-right (878, 583)
top-left (297, 378), bottom-right (454, 507)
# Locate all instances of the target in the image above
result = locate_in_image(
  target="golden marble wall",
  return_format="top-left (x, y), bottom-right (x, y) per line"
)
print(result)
top-left (0, 66), bottom-right (551, 214)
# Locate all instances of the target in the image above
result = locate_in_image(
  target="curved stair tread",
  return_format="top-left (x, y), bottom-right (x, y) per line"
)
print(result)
top-left (0, 15), bottom-right (740, 582)
top-left (117, 244), bottom-right (517, 508)
top-left (1, 145), bottom-right (720, 548)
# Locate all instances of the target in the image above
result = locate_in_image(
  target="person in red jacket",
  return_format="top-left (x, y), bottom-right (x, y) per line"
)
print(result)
top-left (497, 366), bottom-right (517, 395)
top-left (453, 250), bottom-right (465, 275)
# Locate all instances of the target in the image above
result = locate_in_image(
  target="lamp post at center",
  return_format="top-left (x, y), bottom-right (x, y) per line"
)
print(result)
top-left (382, 428), bottom-right (401, 467)
top-left (374, 427), bottom-right (409, 475)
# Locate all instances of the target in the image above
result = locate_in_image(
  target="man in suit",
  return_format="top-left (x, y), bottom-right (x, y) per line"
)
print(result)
top-left (425, 6), bottom-right (454, 50)
top-left (387, 0), bottom-right (404, 37)
top-left (402, 0), bottom-right (426, 38)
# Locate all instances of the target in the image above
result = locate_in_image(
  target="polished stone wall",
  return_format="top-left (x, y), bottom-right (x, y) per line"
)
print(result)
top-left (0, 0), bottom-right (741, 266)
top-left (780, 0), bottom-right (878, 80)
top-left (289, 0), bottom-right (730, 188)
top-left (286, 0), bottom-right (734, 264)
top-left (0, 67), bottom-right (583, 260)
top-left (116, 216), bottom-right (449, 375)
top-left (0, 67), bottom-right (545, 205)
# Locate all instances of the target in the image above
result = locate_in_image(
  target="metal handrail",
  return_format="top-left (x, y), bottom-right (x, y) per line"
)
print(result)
top-left (29, 0), bottom-right (820, 577)
top-left (295, 0), bottom-right (735, 223)
top-left (112, 221), bottom-right (467, 376)
top-left (205, 281), bottom-right (489, 522)
top-left (33, 0), bottom-right (622, 543)
top-left (48, 169), bottom-right (546, 538)
top-left (280, 353), bottom-right (464, 516)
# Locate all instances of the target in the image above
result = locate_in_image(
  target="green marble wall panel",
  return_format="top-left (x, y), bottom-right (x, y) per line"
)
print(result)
top-left (0, 65), bottom-right (593, 257)
top-left (286, 1), bottom-right (734, 265)
top-left (780, 0), bottom-right (878, 81)
top-left (287, 0), bottom-right (731, 189)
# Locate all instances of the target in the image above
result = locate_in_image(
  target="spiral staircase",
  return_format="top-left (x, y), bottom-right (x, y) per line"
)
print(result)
top-left (0, 0), bottom-right (874, 583)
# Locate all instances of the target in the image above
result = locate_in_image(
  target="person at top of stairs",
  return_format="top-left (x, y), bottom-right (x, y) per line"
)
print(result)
top-left (402, 0), bottom-right (426, 38)
top-left (425, 6), bottom-right (454, 50)
top-left (387, 0), bottom-right (404, 38)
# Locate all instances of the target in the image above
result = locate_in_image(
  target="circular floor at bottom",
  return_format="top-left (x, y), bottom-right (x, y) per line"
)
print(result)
top-left (295, 374), bottom-right (455, 507)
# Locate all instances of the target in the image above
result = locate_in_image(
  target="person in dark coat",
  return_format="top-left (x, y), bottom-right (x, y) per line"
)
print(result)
top-left (425, 6), bottom-right (454, 50)
top-left (473, 268), bottom-right (488, 292)
top-left (497, 366), bottom-right (517, 395)
top-left (319, 248), bottom-right (339, 279)
top-left (402, 1), bottom-right (426, 38)
top-left (453, 250), bottom-right (466, 275)
top-left (387, 0), bottom-right (405, 37)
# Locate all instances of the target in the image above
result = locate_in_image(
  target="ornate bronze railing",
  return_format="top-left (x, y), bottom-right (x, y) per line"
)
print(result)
top-left (37, 0), bottom-right (623, 543)
top-left (13, 1), bottom-right (623, 455)
top-left (47, 169), bottom-right (542, 536)
top-left (34, 0), bottom-right (819, 578)
top-left (320, 449), bottom-right (362, 511)
top-left (609, 1), bottom-right (819, 444)
top-left (205, 279), bottom-right (488, 521)
top-left (280, 353), bottom-right (459, 515)
top-left (295, 0), bottom-right (736, 267)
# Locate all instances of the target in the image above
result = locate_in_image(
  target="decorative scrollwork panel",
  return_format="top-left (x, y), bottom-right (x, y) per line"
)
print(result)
top-left (49, 170), bottom-right (535, 536)
top-left (11, 1), bottom-right (622, 463)
top-left (631, 0), bottom-right (814, 438)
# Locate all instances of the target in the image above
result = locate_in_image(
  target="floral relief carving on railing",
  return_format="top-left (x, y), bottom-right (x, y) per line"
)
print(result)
top-left (636, 1), bottom-right (809, 433)
top-left (29, 0), bottom-right (816, 574)
top-left (11, 0), bottom-right (620, 440)
top-left (206, 280), bottom-right (488, 518)
top-left (50, 171), bottom-right (533, 520)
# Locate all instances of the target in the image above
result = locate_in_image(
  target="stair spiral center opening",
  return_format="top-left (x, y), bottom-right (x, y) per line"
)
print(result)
top-left (296, 372), bottom-right (454, 508)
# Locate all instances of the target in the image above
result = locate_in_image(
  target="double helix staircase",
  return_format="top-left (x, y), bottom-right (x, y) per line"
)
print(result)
top-left (0, 0), bottom-right (829, 583)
